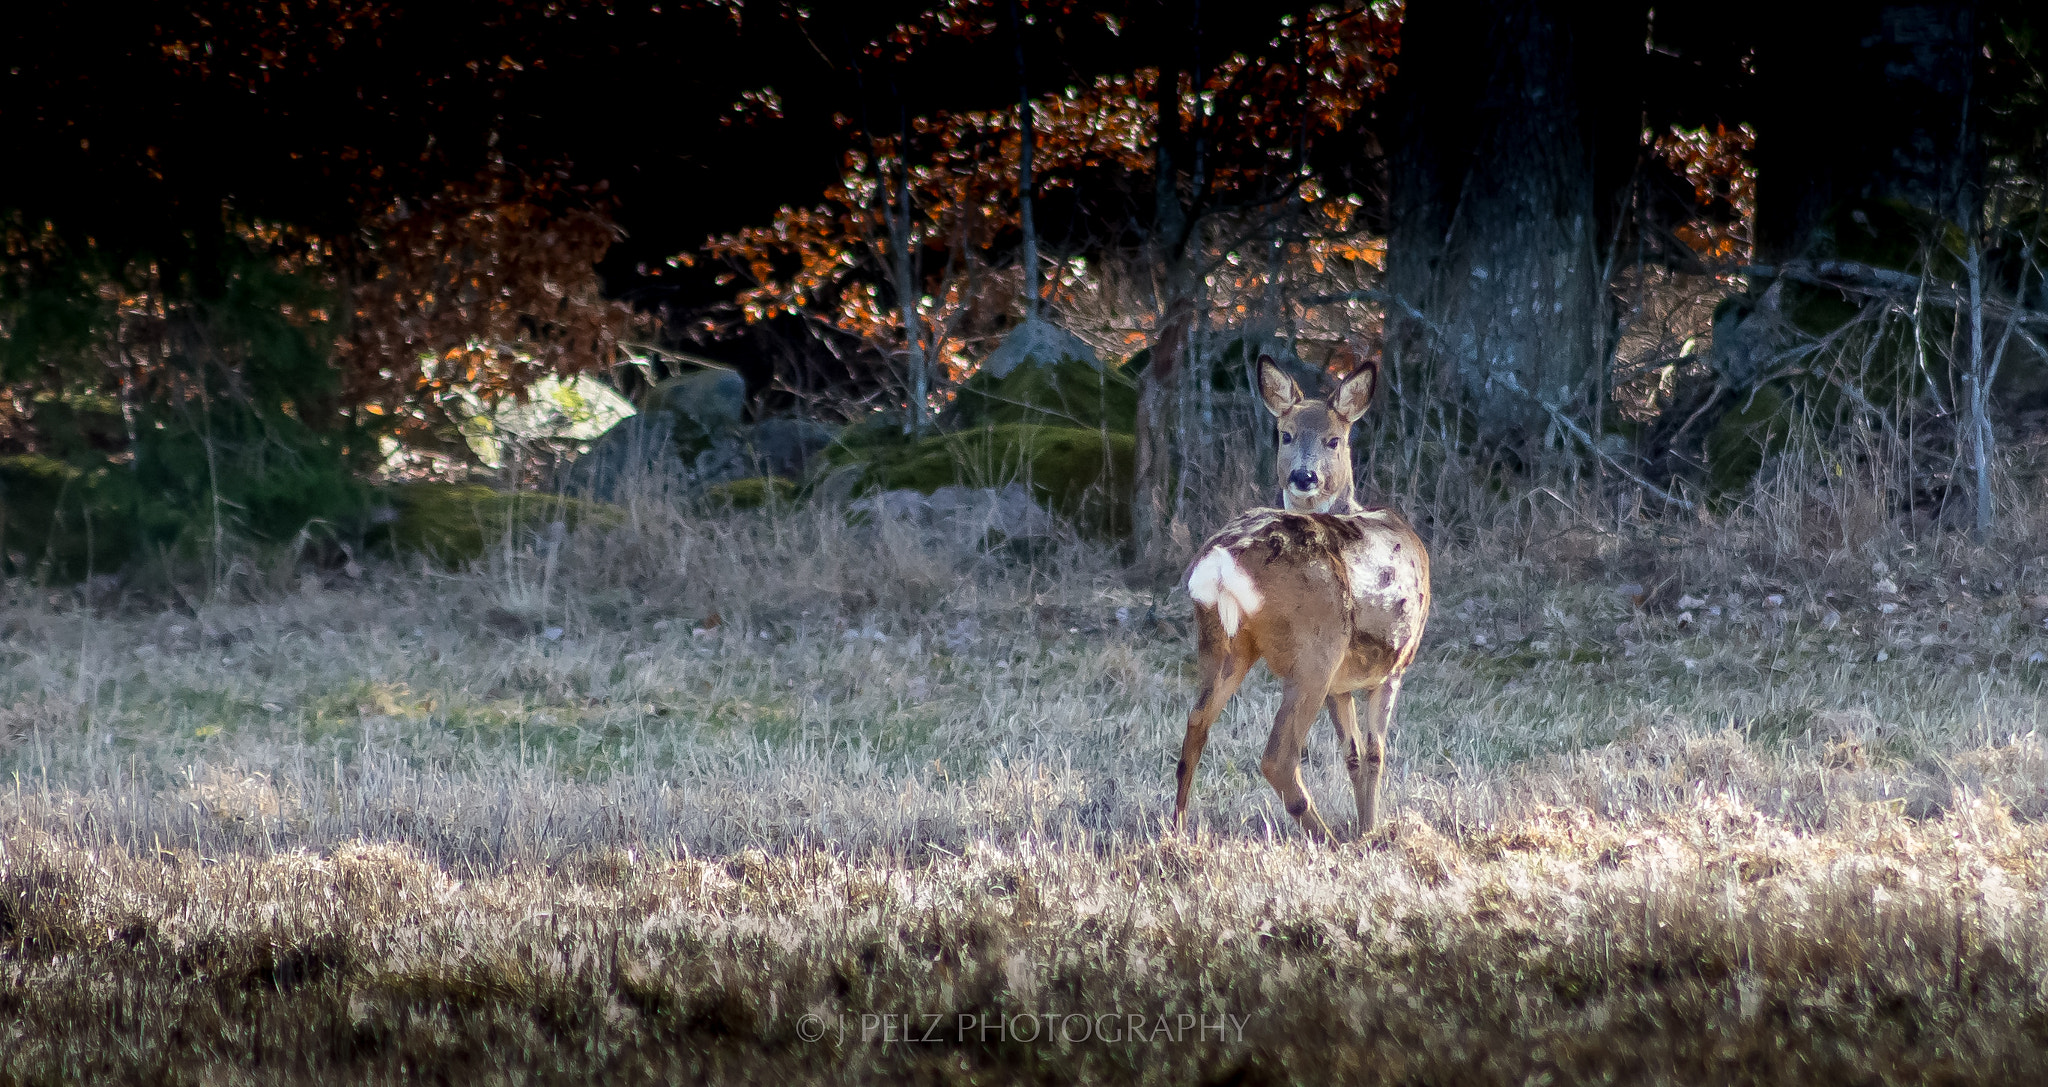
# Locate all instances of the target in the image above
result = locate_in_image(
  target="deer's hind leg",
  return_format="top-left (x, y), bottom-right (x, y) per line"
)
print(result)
top-left (1260, 646), bottom-right (1343, 843)
top-left (1174, 611), bottom-right (1254, 830)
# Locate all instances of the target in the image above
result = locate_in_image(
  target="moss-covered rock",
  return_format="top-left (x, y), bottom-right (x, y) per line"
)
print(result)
top-left (744, 417), bottom-right (837, 478)
top-left (979, 316), bottom-right (1103, 377)
top-left (950, 355), bottom-right (1137, 432)
top-left (871, 424), bottom-right (1133, 538)
top-left (643, 369), bottom-right (747, 462)
top-left (1706, 383), bottom-right (1795, 496)
top-left (706, 476), bottom-right (796, 509)
top-left (827, 413), bottom-right (920, 459)
top-left (378, 484), bottom-right (622, 565)
top-left (0, 454), bottom-right (166, 581)
top-left (568, 412), bottom-right (684, 498)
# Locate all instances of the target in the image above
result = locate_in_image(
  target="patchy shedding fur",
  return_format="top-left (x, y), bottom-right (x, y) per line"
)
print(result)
top-left (1200, 509), bottom-right (1370, 566)
top-left (1177, 502), bottom-right (1430, 842)
top-left (1188, 508), bottom-right (1421, 645)
top-left (1176, 348), bottom-right (1427, 843)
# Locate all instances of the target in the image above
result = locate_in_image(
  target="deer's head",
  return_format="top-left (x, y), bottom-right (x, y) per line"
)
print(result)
top-left (1257, 348), bottom-right (1379, 514)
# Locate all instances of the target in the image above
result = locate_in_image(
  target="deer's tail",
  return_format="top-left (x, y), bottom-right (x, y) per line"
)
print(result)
top-left (1186, 546), bottom-right (1262, 638)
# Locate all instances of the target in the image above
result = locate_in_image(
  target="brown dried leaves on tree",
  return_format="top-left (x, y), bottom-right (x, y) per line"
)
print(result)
top-left (702, 5), bottom-right (1401, 384)
top-left (1652, 123), bottom-right (1758, 262)
top-left (340, 161), bottom-right (641, 446)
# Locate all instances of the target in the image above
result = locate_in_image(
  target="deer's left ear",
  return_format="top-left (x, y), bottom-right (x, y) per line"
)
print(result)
top-left (1330, 356), bottom-right (1379, 422)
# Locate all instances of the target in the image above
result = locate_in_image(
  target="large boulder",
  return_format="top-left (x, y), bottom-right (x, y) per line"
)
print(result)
top-left (1705, 382), bottom-right (1794, 496)
top-left (1709, 281), bottom-right (1786, 394)
top-left (705, 476), bottom-right (797, 509)
top-left (745, 416), bottom-right (837, 479)
top-left (952, 320), bottom-right (1133, 433)
top-left (869, 423), bottom-right (1133, 538)
top-left (850, 482), bottom-right (1060, 543)
top-left (573, 364), bottom-right (839, 493)
top-left (952, 356), bottom-right (1136, 433)
top-left (687, 417), bottom-right (837, 486)
top-left (453, 373), bottom-right (636, 470)
top-left (979, 316), bottom-right (1103, 379)
top-left (377, 483), bottom-right (621, 565)
top-left (573, 409), bottom-right (838, 495)
top-left (645, 368), bottom-right (748, 460)
top-left (568, 411), bottom-right (684, 499)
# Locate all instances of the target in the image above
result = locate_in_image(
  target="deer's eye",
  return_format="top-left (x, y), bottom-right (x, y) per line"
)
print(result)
top-left (1326, 437), bottom-right (1340, 449)
top-left (1280, 432), bottom-right (1293, 444)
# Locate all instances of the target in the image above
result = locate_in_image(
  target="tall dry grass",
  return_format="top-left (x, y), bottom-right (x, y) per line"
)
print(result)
top-left (8, 404), bottom-right (2048, 1081)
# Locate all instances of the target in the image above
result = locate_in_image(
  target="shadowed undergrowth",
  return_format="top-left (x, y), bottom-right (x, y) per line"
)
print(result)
top-left (5, 797), bottom-right (2048, 1084)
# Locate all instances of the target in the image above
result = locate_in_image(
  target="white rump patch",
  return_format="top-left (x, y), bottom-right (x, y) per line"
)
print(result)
top-left (1186, 547), bottom-right (1262, 637)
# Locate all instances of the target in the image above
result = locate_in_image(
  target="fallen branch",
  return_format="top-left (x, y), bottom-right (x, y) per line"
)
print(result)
top-left (1497, 371), bottom-right (1697, 511)
top-left (1739, 260), bottom-right (1924, 295)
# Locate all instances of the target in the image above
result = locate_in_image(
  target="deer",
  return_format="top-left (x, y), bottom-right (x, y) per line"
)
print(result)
top-left (1175, 349), bottom-right (1430, 842)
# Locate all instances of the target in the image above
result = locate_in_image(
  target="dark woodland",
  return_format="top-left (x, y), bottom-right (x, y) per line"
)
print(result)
top-left (5, 0), bottom-right (2041, 568)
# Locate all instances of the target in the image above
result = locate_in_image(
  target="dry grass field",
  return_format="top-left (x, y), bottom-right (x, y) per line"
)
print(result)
top-left (8, 459), bottom-right (2048, 1084)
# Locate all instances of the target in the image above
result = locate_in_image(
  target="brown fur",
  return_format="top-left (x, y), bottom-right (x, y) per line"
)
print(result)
top-left (1177, 351), bottom-right (1429, 842)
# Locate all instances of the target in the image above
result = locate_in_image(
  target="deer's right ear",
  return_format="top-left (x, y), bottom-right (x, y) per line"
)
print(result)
top-left (1257, 355), bottom-right (1301, 417)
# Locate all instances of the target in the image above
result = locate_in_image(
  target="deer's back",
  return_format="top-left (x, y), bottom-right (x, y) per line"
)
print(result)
top-left (1192, 507), bottom-right (1430, 666)
top-left (1336, 508), bottom-right (1429, 663)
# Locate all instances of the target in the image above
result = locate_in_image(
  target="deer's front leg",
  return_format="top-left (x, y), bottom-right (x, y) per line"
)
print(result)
top-left (1327, 691), bottom-right (1372, 838)
top-left (1359, 676), bottom-right (1401, 834)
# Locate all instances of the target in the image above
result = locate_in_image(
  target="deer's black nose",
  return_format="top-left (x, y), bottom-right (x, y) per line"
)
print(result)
top-left (1288, 468), bottom-right (1319, 491)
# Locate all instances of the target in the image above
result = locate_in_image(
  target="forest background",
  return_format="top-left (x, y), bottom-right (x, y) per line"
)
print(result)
top-left (4, 0), bottom-right (2043, 578)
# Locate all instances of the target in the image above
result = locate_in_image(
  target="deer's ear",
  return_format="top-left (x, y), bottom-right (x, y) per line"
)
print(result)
top-left (1257, 355), bottom-right (1301, 417)
top-left (1330, 356), bottom-right (1379, 422)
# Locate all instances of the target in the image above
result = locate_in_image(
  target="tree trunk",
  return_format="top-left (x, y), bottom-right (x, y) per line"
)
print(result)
top-left (1133, 54), bottom-right (1192, 568)
top-left (1383, 0), bottom-right (1642, 457)
top-left (1752, 2), bottom-right (1981, 264)
top-left (883, 152), bottom-right (927, 434)
top-left (1010, 0), bottom-right (1040, 320)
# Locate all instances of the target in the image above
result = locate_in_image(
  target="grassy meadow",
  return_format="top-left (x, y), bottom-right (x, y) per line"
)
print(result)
top-left (7, 460), bottom-right (2048, 1083)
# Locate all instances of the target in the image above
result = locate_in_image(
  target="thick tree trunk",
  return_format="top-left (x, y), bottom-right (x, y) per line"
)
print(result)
top-left (1383, 0), bottom-right (1641, 456)
top-left (1752, 2), bottom-right (1980, 264)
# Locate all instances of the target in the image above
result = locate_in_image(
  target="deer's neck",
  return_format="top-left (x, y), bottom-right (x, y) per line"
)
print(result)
top-left (1279, 488), bottom-right (1362, 515)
